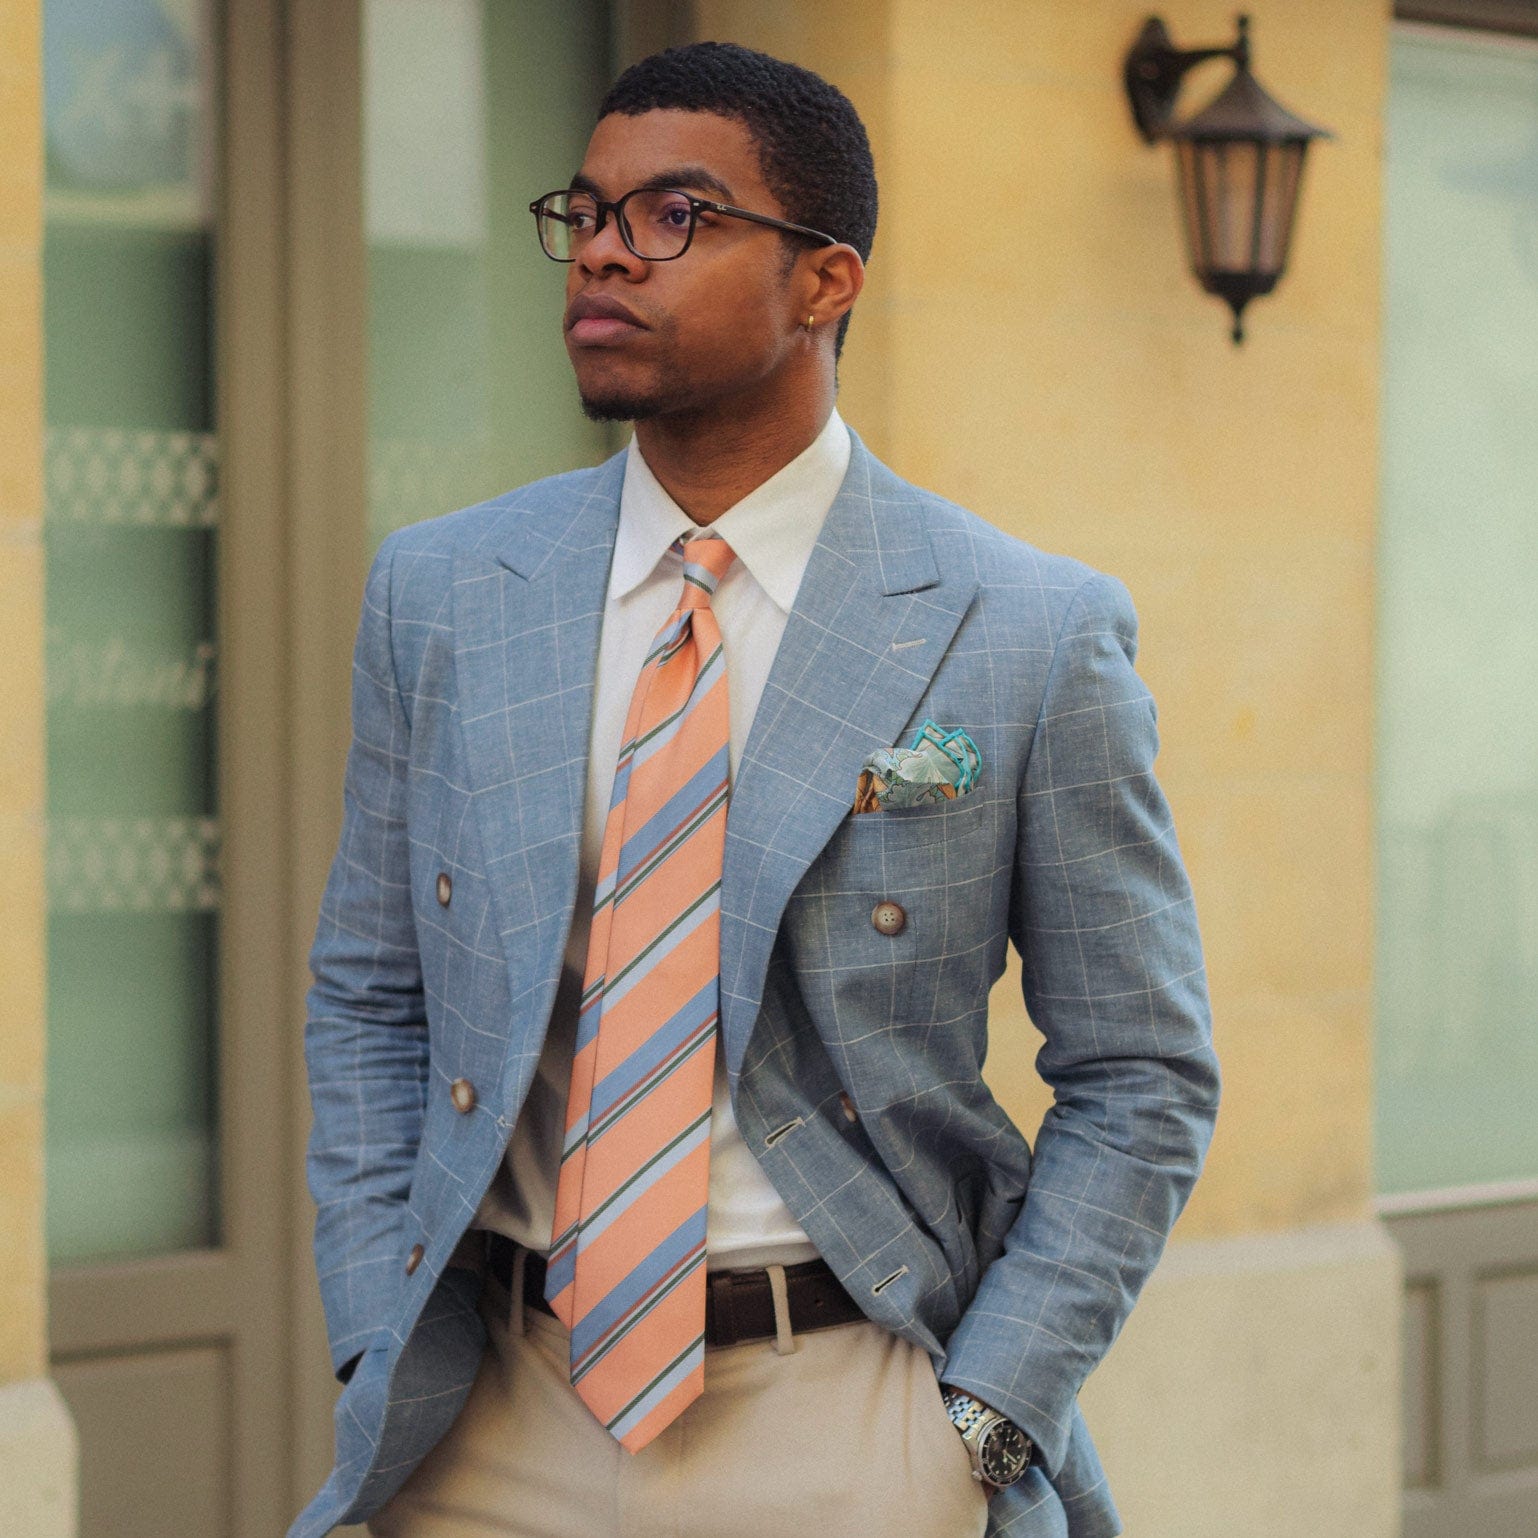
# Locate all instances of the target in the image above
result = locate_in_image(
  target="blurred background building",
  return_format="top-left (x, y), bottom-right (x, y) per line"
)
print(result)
top-left (2, 1), bottom-right (1536, 1535)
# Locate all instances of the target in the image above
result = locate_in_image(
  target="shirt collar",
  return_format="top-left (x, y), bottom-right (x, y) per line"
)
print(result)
top-left (609, 405), bottom-right (852, 613)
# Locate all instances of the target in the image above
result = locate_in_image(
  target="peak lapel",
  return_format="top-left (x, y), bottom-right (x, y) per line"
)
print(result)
top-left (451, 451), bottom-right (625, 1084)
top-left (719, 431), bottom-right (979, 1076)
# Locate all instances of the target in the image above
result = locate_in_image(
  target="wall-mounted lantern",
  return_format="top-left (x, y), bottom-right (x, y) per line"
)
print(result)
top-left (1123, 13), bottom-right (1333, 343)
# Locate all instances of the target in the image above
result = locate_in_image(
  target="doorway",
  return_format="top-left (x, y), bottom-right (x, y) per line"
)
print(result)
top-left (41, 1), bottom-right (643, 1531)
top-left (1376, 13), bottom-right (1538, 1536)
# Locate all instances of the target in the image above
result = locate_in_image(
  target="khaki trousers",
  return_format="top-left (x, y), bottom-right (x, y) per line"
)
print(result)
top-left (366, 1256), bottom-right (990, 1538)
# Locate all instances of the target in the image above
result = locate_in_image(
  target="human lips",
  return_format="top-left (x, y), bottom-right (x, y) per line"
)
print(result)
top-left (566, 292), bottom-right (648, 346)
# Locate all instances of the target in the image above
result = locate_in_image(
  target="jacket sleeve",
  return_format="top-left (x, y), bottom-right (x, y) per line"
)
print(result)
top-left (303, 528), bottom-right (431, 1383)
top-left (937, 570), bottom-right (1221, 1476)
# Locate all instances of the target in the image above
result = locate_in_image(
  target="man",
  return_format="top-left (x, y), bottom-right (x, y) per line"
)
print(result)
top-left (292, 40), bottom-right (1219, 1538)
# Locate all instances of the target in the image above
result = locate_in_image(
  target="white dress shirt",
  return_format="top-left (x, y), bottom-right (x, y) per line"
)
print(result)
top-left (472, 405), bottom-right (852, 1270)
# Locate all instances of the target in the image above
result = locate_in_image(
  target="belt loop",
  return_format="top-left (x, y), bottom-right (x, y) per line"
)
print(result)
top-left (510, 1244), bottom-right (528, 1338)
top-left (766, 1263), bottom-right (797, 1356)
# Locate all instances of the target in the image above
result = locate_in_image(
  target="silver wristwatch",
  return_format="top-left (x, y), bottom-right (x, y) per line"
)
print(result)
top-left (940, 1385), bottom-right (1033, 1489)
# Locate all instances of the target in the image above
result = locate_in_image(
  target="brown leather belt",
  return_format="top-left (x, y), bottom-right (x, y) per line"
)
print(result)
top-left (483, 1231), bottom-right (868, 1349)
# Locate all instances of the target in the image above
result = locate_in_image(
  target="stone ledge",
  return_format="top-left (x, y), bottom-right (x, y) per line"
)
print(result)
top-left (0, 1377), bottom-right (78, 1538)
top-left (1078, 1218), bottom-right (1402, 1538)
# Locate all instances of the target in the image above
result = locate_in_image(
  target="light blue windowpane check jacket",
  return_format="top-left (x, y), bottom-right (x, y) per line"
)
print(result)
top-left (290, 428), bottom-right (1220, 1538)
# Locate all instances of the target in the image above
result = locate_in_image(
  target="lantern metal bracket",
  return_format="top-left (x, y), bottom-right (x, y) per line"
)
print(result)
top-left (1124, 13), bottom-right (1251, 143)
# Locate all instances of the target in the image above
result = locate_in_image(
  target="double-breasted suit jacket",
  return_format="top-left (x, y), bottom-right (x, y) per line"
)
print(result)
top-left (291, 427), bottom-right (1220, 1538)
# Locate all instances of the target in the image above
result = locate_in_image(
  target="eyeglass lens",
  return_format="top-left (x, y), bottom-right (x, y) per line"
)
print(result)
top-left (537, 189), bottom-right (695, 260)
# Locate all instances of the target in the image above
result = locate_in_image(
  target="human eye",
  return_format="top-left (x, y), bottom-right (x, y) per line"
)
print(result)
top-left (650, 193), bottom-right (693, 229)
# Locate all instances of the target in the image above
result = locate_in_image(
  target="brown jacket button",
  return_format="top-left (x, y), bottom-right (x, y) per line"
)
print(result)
top-left (838, 1091), bottom-right (859, 1123)
top-left (450, 1077), bottom-right (476, 1113)
top-left (436, 871), bottom-right (452, 906)
top-left (405, 1242), bottom-right (425, 1276)
top-left (871, 900), bottom-right (906, 936)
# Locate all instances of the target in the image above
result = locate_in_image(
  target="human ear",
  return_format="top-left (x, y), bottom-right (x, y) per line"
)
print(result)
top-left (801, 244), bottom-right (865, 333)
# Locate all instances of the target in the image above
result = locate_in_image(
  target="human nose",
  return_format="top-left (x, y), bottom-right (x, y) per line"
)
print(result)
top-left (575, 203), bottom-right (646, 280)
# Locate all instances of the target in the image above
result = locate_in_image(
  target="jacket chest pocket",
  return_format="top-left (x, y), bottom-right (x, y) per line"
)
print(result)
top-left (785, 793), bottom-right (996, 1025)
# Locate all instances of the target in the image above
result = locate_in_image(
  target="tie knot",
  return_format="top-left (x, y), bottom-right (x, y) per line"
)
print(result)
top-left (675, 535), bottom-right (735, 608)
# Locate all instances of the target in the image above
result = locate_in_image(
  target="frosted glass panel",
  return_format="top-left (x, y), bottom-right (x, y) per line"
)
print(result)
top-left (363, 0), bottom-right (613, 555)
top-left (1375, 28), bottom-right (1538, 1195)
top-left (42, 0), bottom-right (221, 1261)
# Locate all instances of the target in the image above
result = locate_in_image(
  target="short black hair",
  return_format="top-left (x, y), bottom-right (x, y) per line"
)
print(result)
top-left (599, 41), bottom-right (877, 360)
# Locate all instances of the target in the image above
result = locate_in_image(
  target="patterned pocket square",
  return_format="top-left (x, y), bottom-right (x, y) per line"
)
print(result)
top-left (852, 719), bottom-right (981, 813)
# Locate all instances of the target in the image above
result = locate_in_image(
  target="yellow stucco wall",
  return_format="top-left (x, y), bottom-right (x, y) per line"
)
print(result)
top-left (696, 0), bottom-right (1386, 1243)
top-left (0, 0), bottom-right (47, 1387)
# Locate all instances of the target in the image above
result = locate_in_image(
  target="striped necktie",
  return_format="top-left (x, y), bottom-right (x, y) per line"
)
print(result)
top-left (545, 533), bottom-right (735, 1453)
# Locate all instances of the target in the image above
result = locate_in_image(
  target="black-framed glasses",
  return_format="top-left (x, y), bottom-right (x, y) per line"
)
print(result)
top-left (529, 185), bottom-right (838, 262)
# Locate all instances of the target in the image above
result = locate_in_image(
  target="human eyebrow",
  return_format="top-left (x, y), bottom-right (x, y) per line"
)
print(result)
top-left (638, 166), bottom-right (735, 201)
top-left (565, 166), bottom-right (736, 202)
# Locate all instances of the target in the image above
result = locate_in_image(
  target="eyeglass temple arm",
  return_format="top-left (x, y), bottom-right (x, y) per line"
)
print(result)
top-left (694, 198), bottom-right (838, 246)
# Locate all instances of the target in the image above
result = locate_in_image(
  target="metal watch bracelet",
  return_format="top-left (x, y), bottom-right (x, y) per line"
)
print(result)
top-left (940, 1385), bottom-right (1033, 1489)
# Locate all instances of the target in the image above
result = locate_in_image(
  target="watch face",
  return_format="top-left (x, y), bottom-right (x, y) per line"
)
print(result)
top-left (979, 1419), bottom-right (1031, 1485)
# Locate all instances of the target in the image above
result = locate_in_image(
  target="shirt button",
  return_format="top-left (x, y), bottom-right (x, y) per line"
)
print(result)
top-left (871, 900), bottom-right (906, 937)
top-left (405, 1242), bottom-right (425, 1276)
top-left (450, 1077), bottom-right (476, 1114)
top-left (838, 1091), bottom-right (859, 1123)
top-left (436, 871), bottom-right (452, 906)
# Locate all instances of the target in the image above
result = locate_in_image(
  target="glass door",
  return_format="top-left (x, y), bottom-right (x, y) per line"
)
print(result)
top-left (43, 0), bottom-right (221, 1271)
top-left (1375, 25), bottom-right (1538, 1201)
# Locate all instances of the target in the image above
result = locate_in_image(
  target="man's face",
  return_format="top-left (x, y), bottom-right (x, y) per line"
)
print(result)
top-left (559, 109), bottom-right (809, 422)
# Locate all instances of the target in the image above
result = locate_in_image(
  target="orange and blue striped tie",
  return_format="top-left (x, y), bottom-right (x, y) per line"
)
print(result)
top-left (545, 533), bottom-right (735, 1453)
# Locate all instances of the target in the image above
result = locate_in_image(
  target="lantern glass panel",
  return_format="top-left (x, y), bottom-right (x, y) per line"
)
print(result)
top-left (1174, 138), bottom-right (1308, 279)
top-left (1175, 139), bottom-right (1255, 274)
top-left (1260, 141), bottom-right (1305, 273)
top-left (1174, 138), bottom-right (1207, 274)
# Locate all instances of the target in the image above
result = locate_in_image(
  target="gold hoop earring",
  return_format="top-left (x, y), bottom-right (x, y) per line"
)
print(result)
top-left (805, 313), bottom-right (815, 331)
